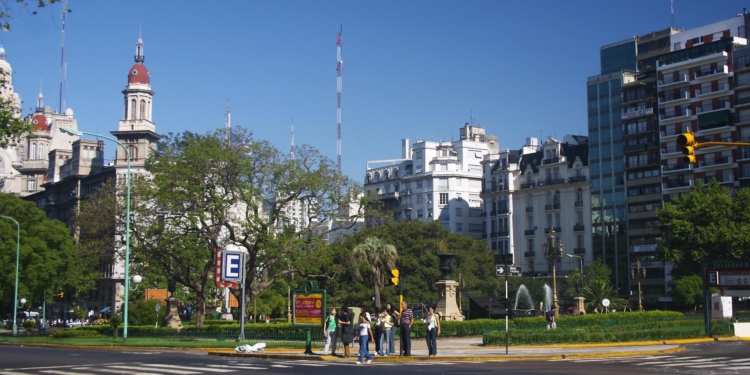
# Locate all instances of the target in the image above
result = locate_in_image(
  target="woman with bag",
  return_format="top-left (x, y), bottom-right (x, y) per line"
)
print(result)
top-left (379, 305), bottom-right (393, 356)
top-left (425, 306), bottom-right (441, 357)
top-left (338, 306), bottom-right (353, 357)
top-left (322, 307), bottom-right (338, 355)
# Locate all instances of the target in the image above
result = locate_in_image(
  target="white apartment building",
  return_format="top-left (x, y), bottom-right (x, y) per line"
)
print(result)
top-left (364, 124), bottom-right (498, 238)
top-left (481, 136), bottom-right (592, 276)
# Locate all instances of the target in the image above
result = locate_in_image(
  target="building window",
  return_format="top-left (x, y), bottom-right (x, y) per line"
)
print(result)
top-left (28, 178), bottom-right (36, 191)
top-left (38, 144), bottom-right (45, 160)
top-left (139, 100), bottom-right (146, 119)
top-left (417, 181), bottom-right (423, 189)
top-left (31, 143), bottom-right (36, 160)
top-left (456, 207), bottom-right (462, 216)
top-left (417, 209), bottom-right (424, 218)
top-left (439, 193), bottom-right (448, 205)
top-left (130, 99), bottom-right (137, 120)
top-left (455, 222), bottom-right (462, 232)
top-left (416, 151), bottom-right (423, 159)
top-left (417, 195), bottom-right (423, 203)
top-left (577, 188), bottom-right (583, 202)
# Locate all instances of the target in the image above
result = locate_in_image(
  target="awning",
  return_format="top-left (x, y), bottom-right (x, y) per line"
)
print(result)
top-left (100, 306), bottom-right (111, 312)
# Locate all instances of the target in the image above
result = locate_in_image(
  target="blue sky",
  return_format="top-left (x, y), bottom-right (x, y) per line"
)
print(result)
top-left (3, 0), bottom-right (749, 181)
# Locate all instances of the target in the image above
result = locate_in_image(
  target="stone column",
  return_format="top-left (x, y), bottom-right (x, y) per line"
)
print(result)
top-left (161, 297), bottom-right (183, 330)
top-left (435, 279), bottom-right (464, 321)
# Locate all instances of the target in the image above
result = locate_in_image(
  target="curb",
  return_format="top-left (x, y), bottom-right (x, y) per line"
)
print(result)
top-left (208, 346), bottom-right (686, 362)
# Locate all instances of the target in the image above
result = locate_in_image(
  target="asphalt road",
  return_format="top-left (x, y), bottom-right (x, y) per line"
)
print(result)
top-left (0, 342), bottom-right (748, 375)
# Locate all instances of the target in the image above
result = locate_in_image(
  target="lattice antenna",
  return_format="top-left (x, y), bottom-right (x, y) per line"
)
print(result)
top-left (58, 0), bottom-right (68, 113)
top-left (225, 99), bottom-right (231, 146)
top-left (336, 25), bottom-right (343, 172)
top-left (671, 0), bottom-right (676, 29)
top-left (291, 118), bottom-right (295, 160)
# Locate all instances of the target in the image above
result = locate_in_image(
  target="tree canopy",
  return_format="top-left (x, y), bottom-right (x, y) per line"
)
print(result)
top-left (0, 192), bottom-right (78, 317)
top-left (657, 180), bottom-right (750, 278)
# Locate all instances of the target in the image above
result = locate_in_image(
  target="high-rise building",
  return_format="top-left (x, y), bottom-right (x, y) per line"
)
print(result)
top-left (364, 124), bottom-right (498, 238)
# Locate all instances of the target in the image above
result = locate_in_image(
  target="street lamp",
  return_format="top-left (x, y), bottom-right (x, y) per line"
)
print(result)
top-left (0, 215), bottom-right (21, 336)
top-left (542, 228), bottom-right (563, 317)
top-left (567, 253), bottom-right (584, 294)
top-left (60, 127), bottom-right (131, 342)
top-left (632, 259), bottom-right (647, 312)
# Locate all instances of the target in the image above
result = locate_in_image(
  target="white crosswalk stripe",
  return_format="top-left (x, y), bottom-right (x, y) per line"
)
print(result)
top-left (548, 354), bottom-right (750, 372)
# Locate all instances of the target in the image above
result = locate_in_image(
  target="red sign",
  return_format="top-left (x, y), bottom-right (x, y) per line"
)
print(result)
top-left (294, 293), bottom-right (323, 325)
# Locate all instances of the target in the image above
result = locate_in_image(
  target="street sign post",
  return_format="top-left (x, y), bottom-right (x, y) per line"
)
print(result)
top-left (221, 251), bottom-right (245, 283)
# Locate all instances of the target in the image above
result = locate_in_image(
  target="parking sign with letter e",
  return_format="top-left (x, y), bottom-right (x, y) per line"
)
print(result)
top-left (222, 251), bottom-right (244, 282)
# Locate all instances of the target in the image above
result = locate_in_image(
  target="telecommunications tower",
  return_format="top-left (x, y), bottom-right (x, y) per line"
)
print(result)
top-left (58, 0), bottom-right (68, 113)
top-left (336, 25), bottom-right (343, 172)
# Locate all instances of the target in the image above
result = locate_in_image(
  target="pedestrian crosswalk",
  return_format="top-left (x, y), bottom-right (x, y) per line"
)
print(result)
top-left (550, 354), bottom-right (750, 372)
top-left (0, 359), bottom-right (499, 374)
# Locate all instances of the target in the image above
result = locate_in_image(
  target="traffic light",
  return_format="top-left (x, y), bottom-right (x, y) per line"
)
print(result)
top-left (389, 269), bottom-right (400, 286)
top-left (56, 292), bottom-right (64, 298)
top-left (677, 131), bottom-right (697, 164)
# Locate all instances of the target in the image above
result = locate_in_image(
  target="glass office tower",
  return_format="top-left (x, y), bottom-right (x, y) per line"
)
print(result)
top-left (587, 39), bottom-right (635, 292)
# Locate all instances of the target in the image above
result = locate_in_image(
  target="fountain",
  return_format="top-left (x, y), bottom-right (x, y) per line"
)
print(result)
top-left (514, 285), bottom-right (535, 310)
top-left (543, 284), bottom-right (553, 311)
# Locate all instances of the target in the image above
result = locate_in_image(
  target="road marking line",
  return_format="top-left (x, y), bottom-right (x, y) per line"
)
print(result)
top-left (681, 357), bottom-right (730, 362)
top-left (731, 366), bottom-right (750, 369)
top-left (270, 365), bottom-right (292, 368)
top-left (13, 364), bottom-right (127, 371)
top-left (206, 365), bottom-right (266, 370)
top-left (728, 358), bottom-right (750, 362)
top-left (139, 364), bottom-right (234, 373)
top-left (40, 371), bottom-right (95, 375)
top-left (74, 368), bottom-right (164, 375)
top-left (684, 364), bottom-right (728, 368)
top-left (0, 371), bottom-right (35, 375)
top-left (106, 366), bottom-right (199, 375)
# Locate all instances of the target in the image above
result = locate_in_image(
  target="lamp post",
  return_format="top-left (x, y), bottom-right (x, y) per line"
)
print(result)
top-left (0, 215), bottom-right (21, 336)
top-left (567, 253), bottom-right (584, 294)
top-left (542, 228), bottom-right (563, 317)
top-left (631, 259), bottom-right (646, 312)
top-left (60, 127), bottom-right (131, 342)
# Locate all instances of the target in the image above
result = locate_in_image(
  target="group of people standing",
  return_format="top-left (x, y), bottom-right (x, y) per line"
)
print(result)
top-left (322, 300), bottom-right (441, 363)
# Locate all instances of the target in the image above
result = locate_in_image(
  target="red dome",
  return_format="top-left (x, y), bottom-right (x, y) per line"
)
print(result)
top-left (127, 63), bottom-right (150, 85)
top-left (31, 114), bottom-right (49, 131)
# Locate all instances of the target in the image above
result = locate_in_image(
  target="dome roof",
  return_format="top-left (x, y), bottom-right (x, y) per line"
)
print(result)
top-left (65, 108), bottom-right (74, 116)
top-left (127, 63), bottom-right (150, 85)
top-left (31, 114), bottom-right (49, 131)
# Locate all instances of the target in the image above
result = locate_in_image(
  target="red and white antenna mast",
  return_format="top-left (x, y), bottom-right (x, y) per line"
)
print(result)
top-left (336, 25), bottom-right (343, 172)
top-left (58, 0), bottom-right (68, 113)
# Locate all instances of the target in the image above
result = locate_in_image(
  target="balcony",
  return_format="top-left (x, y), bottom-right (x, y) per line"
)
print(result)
top-left (540, 178), bottom-right (566, 187)
top-left (491, 232), bottom-right (498, 239)
top-left (542, 157), bottom-right (560, 165)
top-left (525, 206), bottom-right (534, 213)
top-left (544, 227), bottom-right (561, 234)
top-left (498, 208), bottom-right (509, 215)
top-left (698, 156), bottom-right (733, 168)
top-left (661, 124), bottom-right (690, 139)
top-left (659, 91), bottom-right (690, 105)
top-left (497, 230), bottom-right (509, 237)
top-left (568, 175), bottom-right (587, 183)
top-left (401, 203), bottom-right (412, 210)
top-left (737, 77), bottom-right (750, 90)
top-left (658, 73), bottom-right (689, 88)
top-left (737, 96), bottom-right (750, 108)
top-left (694, 65), bottom-right (729, 81)
top-left (574, 248), bottom-right (586, 255)
top-left (659, 109), bottom-right (691, 122)
top-left (373, 191), bottom-right (399, 200)
top-left (695, 83), bottom-right (729, 98)
top-left (662, 163), bottom-right (693, 174)
top-left (663, 179), bottom-right (693, 190)
top-left (573, 223), bottom-right (584, 232)
top-left (524, 251), bottom-right (536, 258)
top-left (661, 145), bottom-right (680, 155)
top-left (490, 210), bottom-right (497, 216)
top-left (524, 229), bottom-right (535, 235)
top-left (520, 182), bottom-right (536, 189)
top-left (545, 204), bottom-right (553, 211)
top-left (575, 201), bottom-right (584, 208)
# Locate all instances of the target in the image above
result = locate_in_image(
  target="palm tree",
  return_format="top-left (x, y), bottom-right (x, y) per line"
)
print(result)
top-left (583, 279), bottom-right (626, 312)
top-left (352, 236), bottom-right (399, 308)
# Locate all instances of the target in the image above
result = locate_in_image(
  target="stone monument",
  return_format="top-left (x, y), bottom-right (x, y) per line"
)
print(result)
top-left (573, 296), bottom-right (586, 316)
top-left (161, 297), bottom-right (183, 329)
top-left (435, 253), bottom-right (464, 321)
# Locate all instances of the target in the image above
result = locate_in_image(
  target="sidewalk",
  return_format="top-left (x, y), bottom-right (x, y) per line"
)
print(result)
top-left (209, 336), bottom-right (727, 362)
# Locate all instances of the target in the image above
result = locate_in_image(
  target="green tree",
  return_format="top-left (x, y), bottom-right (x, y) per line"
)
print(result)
top-left (583, 279), bottom-right (626, 312)
top-left (0, 193), bottom-right (78, 317)
top-left (352, 236), bottom-right (398, 309)
top-left (670, 275), bottom-right (703, 312)
top-left (657, 180), bottom-right (750, 278)
top-left (126, 128), bottom-right (362, 327)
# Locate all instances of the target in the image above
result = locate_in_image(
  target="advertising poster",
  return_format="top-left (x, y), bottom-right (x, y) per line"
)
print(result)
top-left (294, 293), bottom-right (324, 326)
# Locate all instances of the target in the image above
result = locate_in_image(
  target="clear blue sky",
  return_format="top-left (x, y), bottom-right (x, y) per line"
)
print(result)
top-left (3, 0), bottom-right (749, 181)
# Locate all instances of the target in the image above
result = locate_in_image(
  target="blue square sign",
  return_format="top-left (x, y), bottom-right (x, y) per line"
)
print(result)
top-left (222, 251), bottom-right (244, 282)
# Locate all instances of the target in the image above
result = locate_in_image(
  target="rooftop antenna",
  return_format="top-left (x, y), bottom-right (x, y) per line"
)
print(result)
top-left (290, 117), bottom-right (295, 160)
top-left (58, 0), bottom-right (67, 113)
top-left (671, 0), bottom-right (676, 29)
top-left (225, 99), bottom-right (231, 146)
top-left (336, 24), bottom-right (343, 172)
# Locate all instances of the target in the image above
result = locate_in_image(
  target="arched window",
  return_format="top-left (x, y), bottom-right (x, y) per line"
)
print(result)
top-left (0, 157), bottom-right (5, 174)
top-left (553, 191), bottom-right (560, 205)
top-left (38, 144), bottom-right (45, 159)
top-left (18, 146), bottom-right (24, 161)
top-left (577, 188), bottom-right (583, 202)
top-left (139, 100), bottom-right (146, 119)
top-left (128, 145), bottom-right (138, 160)
top-left (546, 191), bottom-right (552, 205)
top-left (130, 99), bottom-right (137, 120)
top-left (576, 164), bottom-right (583, 177)
top-left (31, 143), bottom-right (37, 160)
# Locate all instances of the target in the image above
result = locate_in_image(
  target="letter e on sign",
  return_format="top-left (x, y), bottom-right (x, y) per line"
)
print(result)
top-left (222, 251), bottom-right (244, 282)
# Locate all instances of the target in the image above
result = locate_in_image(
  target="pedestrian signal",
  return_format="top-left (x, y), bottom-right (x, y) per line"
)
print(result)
top-left (677, 131), bottom-right (697, 164)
